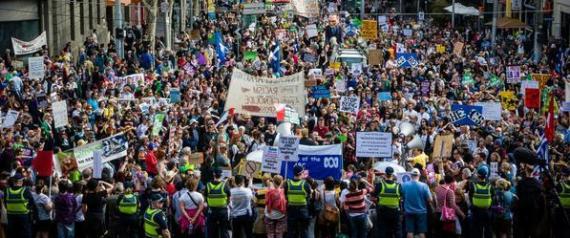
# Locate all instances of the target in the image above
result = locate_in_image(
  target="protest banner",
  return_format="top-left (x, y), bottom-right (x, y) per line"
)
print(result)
top-left (261, 146), bottom-right (282, 174)
top-left (311, 85), bottom-right (331, 99)
top-left (11, 31), bottom-right (47, 55)
top-left (474, 102), bottom-right (502, 121)
top-left (28, 56), bottom-right (45, 80)
top-left (278, 135), bottom-right (300, 162)
top-left (152, 113), bottom-right (166, 136)
top-left (432, 134), bottom-right (454, 159)
top-left (450, 104), bottom-right (484, 126)
top-left (403, 28), bottom-right (413, 37)
top-left (225, 68), bottom-right (306, 117)
top-left (32, 150), bottom-right (53, 177)
top-left (59, 133), bottom-right (128, 172)
top-left (361, 20), bottom-right (378, 40)
top-left (453, 42), bottom-right (464, 56)
top-left (308, 68), bottom-right (323, 82)
top-left (421, 81), bottom-right (431, 96)
top-left (506, 66), bottom-right (521, 83)
top-left (351, 63), bottom-right (363, 76)
top-left (330, 62), bottom-right (341, 71)
top-left (280, 144), bottom-right (343, 180)
top-left (396, 172), bottom-right (414, 184)
top-left (396, 43), bottom-right (406, 53)
top-left (291, 0), bottom-right (319, 18)
top-left (377, 92), bottom-right (392, 101)
top-left (520, 80), bottom-right (539, 97)
top-left (1, 110), bottom-right (19, 128)
top-left (242, 2), bottom-right (266, 14)
top-left (335, 77), bottom-right (346, 92)
top-left (396, 53), bottom-right (418, 68)
top-left (187, 152), bottom-right (204, 167)
top-left (436, 44), bottom-right (446, 53)
top-left (498, 90), bottom-right (518, 111)
top-left (116, 73), bottom-right (145, 88)
top-left (532, 73), bottom-right (549, 89)
top-left (170, 88), bottom-right (181, 103)
top-left (52, 100), bottom-right (69, 128)
top-left (339, 96), bottom-right (360, 113)
top-left (244, 51), bottom-right (258, 61)
top-left (207, 0), bottom-right (216, 19)
top-left (305, 24), bottom-right (318, 38)
top-left (356, 132), bottom-right (392, 158)
top-left (368, 49), bottom-right (382, 65)
top-left (525, 88), bottom-right (540, 109)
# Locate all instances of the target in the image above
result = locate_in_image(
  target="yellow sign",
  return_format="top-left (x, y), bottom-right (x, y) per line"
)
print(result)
top-left (498, 90), bottom-right (518, 111)
top-left (531, 73), bottom-right (549, 89)
top-left (361, 20), bottom-right (378, 40)
top-left (330, 62), bottom-right (341, 71)
top-left (436, 44), bottom-right (446, 54)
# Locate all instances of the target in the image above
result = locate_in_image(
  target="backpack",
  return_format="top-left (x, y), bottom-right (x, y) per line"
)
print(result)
top-left (491, 190), bottom-right (506, 218)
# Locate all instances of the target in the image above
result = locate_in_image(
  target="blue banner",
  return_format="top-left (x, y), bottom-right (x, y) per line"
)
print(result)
top-left (377, 91), bottom-right (392, 101)
top-left (396, 53), bottom-right (418, 68)
top-left (280, 144), bottom-right (343, 180)
top-left (450, 104), bottom-right (484, 126)
top-left (311, 85), bottom-right (331, 99)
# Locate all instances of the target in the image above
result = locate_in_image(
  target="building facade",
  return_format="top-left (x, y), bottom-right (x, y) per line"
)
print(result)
top-left (552, 0), bottom-right (570, 42)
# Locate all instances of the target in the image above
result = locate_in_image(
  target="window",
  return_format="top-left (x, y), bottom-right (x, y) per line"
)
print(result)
top-left (80, 1), bottom-right (85, 35)
top-left (70, 1), bottom-right (75, 40)
top-left (97, 0), bottom-right (101, 24)
top-left (88, 0), bottom-right (94, 29)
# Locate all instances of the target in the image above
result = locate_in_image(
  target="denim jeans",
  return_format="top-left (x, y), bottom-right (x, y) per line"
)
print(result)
top-left (348, 214), bottom-right (368, 238)
top-left (57, 223), bottom-right (75, 238)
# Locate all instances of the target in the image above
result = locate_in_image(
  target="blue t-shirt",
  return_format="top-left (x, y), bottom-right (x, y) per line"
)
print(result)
top-left (402, 180), bottom-right (432, 214)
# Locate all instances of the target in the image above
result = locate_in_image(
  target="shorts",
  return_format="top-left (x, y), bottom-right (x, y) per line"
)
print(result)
top-left (36, 220), bottom-right (52, 232)
top-left (405, 213), bottom-right (428, 234)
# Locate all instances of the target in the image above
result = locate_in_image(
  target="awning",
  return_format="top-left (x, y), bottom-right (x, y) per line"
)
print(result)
top-left (444, 3), bottom-right (480, 16)
top-left (485, 17), bottom-right (529, 29)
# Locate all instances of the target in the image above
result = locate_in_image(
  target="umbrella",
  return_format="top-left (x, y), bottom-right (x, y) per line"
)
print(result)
top-left (373, 161), bottom-right (406, 174)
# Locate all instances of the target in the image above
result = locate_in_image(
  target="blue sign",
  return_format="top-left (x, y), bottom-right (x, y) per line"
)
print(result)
top-left (377, 91), bottom-right (392, 101)
top-left (170, 88), bottom-right (181, 103)
top-left (311, 86), bottom-right (331, 99)
top-left (396, 53), bottom-right (418, 68)
top-left (450, 104), bottom-right (484, 126)
top-left (280, 144), bottom-right (343, 180)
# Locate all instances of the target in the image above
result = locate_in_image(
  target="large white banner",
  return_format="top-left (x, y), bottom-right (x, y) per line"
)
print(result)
top-left (73, 133), bottom-right (128, 171)
top-left (356, 132), bottom-right (392, 158)
top-left (474, 102), bottom-right (502, 121)
top-left (12, 32), bottom-right (47, 55)
top-left (52, 100), bottom-right (69, 128)
top-left (291, 0), bottom-right (319, 18)
top-left (225, 68), bottom-right (306, 117)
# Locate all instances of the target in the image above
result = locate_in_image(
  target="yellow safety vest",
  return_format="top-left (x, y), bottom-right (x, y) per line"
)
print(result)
top-left (287, 180), bottom-right (307, 206)
top-left (143, 208), bottom-right (161, 238)
top-left (560, 182), bottom-right (570, 209)
top-left (6, 187), bottom-right (29, 215)
top-left (206, 182), bottom-right (228, 208)
top-left (118, 194), bottom-right (138, 215)
top-left (472, 183), bottom-right (492, 209)
top-left (378, 181), bottom-right (400, 209)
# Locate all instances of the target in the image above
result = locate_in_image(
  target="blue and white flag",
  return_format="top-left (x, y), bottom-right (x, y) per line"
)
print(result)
top-left (214, 31), bottom-right (228, 65)
top-left (532, 134), bottom-right (549, 177)
top-left (280, 144), bottom-right (343, 180)
top-left (269, 41), bottom-right (282, 77)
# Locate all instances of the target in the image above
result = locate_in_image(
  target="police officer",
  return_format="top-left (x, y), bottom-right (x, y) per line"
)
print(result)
top-left (204, 168), bottom-right (231, 238)
top-left (556, 168), bottom-right (570, 236)
top-left (375, 166), bottom-right (402, 238)
top-left (143, 194), bottom-right (170, 238)
top-left (468, 168), bottom-right (493, 238)
top-left (5, 173), bottom-right (36, 238)
top-left (284, 164), bottom-right (312, 238)
top-left (118, 182), bottom-right (140, 238)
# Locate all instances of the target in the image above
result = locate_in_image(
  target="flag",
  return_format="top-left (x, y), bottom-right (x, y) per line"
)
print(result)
top-left (215, 108), bottom-right (235, 127)
top-left (214, 31), bottom-right (228, 65)
top-left (269, 41), bottom-right (281, 77)
top-left (524, 88), bottom-right (540, 109)
top-left (532, 135), bottom-right (549, 178)
top-left (545, 95), bottom-right (555, 143)
top-left (32, 150), bottom-right (54, 177)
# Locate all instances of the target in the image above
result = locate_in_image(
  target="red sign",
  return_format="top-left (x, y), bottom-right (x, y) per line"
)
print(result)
top-left (524, 88), bottom-right (540, 109)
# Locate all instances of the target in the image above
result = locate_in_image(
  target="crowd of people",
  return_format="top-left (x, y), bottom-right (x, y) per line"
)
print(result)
top-left (0, 0), bottom-right (570, 238)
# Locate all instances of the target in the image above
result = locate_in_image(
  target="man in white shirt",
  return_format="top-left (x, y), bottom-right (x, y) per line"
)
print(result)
top-left (230, 175), bottom-right (254, 238)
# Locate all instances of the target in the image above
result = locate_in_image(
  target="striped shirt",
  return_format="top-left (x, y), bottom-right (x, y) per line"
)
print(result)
top-left (343, 189), bottom-right (370, 216)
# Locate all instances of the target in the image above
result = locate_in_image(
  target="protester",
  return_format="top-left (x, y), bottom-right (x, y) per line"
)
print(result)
top-left (402, 168), bottom-right (434, 238)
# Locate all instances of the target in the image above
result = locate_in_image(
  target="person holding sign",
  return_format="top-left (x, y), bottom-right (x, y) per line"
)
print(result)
top-left (284, 165), bottom-right (312, 238)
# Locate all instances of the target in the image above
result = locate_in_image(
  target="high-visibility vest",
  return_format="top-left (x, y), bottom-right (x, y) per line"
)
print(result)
top-left (143, 208), bottom-right (161, 238)
top-left (118, 194), bottom-right (138, 215)
top-left (560, 182), bottom-right (570, 209)
top-left (255, 188), bottom-right (267, 207)
top-left (6, 187), bottom-right (29, 215)
top-left (286, 180), bottom-right (307, 206)
top-left (206, 182), bottom-right (228, 208)
top-left (472, 183), bottom-right (492, 209)
top-left (378, 181), bottom-right (400, 208)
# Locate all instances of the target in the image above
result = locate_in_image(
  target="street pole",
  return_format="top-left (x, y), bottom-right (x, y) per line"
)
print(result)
top-left (452, 0), bottom-right (455, 28)
top-left (533, 0), bottom-right (543, 63)
top-left (114, 0), bottom-right (124, 58)
top-left (491, 0), bottom-right (498, 46)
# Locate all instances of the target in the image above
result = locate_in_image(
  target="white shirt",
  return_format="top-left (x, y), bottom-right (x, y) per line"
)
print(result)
top-left (230, 186), bottom-right (253, 217)
top-left (179, 190), bottom-right (204, 211)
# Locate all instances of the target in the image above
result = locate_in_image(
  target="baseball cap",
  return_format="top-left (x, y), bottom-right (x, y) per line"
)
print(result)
top-left (213, 167), bottom-right (223, 177)
top-left (477, 167), bottom-right (488, 178)
top-left (150, 193), bottom-right (165, 202)
top-left (411, 168), bottom-right (420, 176)
top-left (293, 164), bottom-right (304, 176)
top-left (12, 173), bottom-right (24, 180)
top-left (385, 166), bottom-right (394, 175)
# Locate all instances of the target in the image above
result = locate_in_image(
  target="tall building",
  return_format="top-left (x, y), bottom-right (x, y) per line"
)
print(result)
top-left (552, 0), bottom-right (570, 41)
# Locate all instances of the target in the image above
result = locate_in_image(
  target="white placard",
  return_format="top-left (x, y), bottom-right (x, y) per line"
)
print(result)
top-left (1, 110), bottom-right (19, 128)
top-left (278, 135), bottom-right (300, 162)
top-left (305, 24), bottom-right (318, 38)
top-left (261, 146), bottom-right (282, 174)
top-left (396, 172), bottom-right (413, 184)
top-left (566, 82), bottom-right (570, 102)
top-left (350, 63), bottom-right (362, 76)
top-left (403, 29), bottom-right (413, 37)
top-left (242, 3), bottom-right (266, 15)
top-left (520, 80), bottom-right (539, 97)
top-left (28, 56), bottom-right (45, 80)
top-left (356, 132), bottom-right (392, 158)
top-left (339, 96), bottom-right (360, 113)
top-left (92, 150), bottom-right (103, 179)
top-left (52, 100), bottom-right (69, 128)
top-left (378, 16), bottom-right (387, 25)
top-left (474, 102), bottom-right (502, 121)
top-left (225, 68), bottom-right (306, 118)
top-left (506, 66), bottom-right (521, 83)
